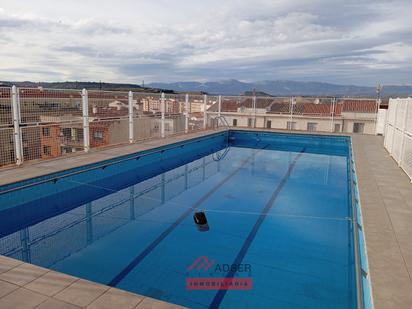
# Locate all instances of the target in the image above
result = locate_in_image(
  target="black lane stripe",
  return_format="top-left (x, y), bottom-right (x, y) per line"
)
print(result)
top-left (209, 148), bottom-right (306, 309)
top-left (108, 145), bottom-right (268, 287)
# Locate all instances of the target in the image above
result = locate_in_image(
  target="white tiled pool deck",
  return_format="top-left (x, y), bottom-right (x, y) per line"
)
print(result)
top-left (0, 255), bottom-right (184, 309)
top-left (0, 128), bottom-right (411, 308)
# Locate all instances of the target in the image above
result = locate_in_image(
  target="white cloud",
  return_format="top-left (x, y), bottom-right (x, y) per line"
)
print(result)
top-left (0, 0), bottom-right (411, 85)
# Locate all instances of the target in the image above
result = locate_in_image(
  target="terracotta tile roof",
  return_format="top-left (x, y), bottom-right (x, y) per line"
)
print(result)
top-left (240, 98), bottom-right (274, 109)
top-left (267, 101), bottom-right (343, 116)
top-left (208, 100), bottom-right (239, 112)
top-left (341, 99), bottom-right (377, 113)
top-left (301, 103), bottom-right (343, 116)
top-left (268, 102), bottom-right (291, 114)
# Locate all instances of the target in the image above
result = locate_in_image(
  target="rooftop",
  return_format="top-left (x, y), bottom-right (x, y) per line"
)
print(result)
top-left (207, 97), bottom-right (377, 116)
top-left (0, 86), bottom-right (409, 308)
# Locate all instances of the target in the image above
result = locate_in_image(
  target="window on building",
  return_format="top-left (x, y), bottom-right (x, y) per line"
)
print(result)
top-left (61, 128), bottom-right (71, 138)
top-left (287, 121), bottom-right (297, 130)
top-left (353, 123), bottom-right (365, 134)
top-left (266, 120), bottom-right (272, 129)
top-left (93, 131), bottom-right (104, 140)
top-left (43, 145), bottom-right (51, 156)
top-left (232, 119), bottom-right (238, 126)
top-left (42, 127), bottom-right (50, 137)
top-left (76, 129), bottom-right (84, 141)
top-left (165, 123), bottom-right (170, 131)
top-left (307, 122), bottom-right (318, 132)
top-left (334, 124), bottom-right (341, 132)
top-left (248, 118), bottom-right (253, 127)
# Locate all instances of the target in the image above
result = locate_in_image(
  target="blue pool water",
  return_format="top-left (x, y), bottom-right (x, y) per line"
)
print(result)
top-left (0, 131), bottom-right (357, 308)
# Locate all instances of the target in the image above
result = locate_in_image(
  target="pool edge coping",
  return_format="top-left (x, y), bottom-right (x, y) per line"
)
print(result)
top-left (349, 138), bottom-right (374, 309)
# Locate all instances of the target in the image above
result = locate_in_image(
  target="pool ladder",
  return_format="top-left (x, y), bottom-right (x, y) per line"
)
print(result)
top-left (211, 115), bottom-right (230, 131)
top-left (210, 115), bottom-right (231, 161)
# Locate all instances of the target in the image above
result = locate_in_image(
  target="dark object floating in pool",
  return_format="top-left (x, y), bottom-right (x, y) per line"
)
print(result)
top-left (194, 211), bottom-right (209, 232)
top-left (194, 211), bottom-right (207, 224)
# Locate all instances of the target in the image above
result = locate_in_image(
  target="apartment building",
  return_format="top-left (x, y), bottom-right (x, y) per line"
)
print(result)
top-left (0, 86), bottom-right (379, 167)
top-left (37, 112), bottom-right (186, 160)
top-left (140, 96), bottom-right (181, 113)
top-left (208, 97), bottom-right (378, 134)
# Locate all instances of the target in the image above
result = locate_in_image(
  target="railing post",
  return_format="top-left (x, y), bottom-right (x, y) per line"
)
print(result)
top-left (252, 95), bottom-right (257, 128)
top-left (185, 93), bottom-right (189, 133)
top-left (81, 89), bottom-right (90, 152)
top-left (161, 92), bottom-right (165, 138)
top-left (203, 94), bottom-right (207, 129)
top-left (330, 97), bottom-right (336, 132)
top-left (399, 98), bottom-right (409, 166)
top-left (128, 91), bottom-right (134, 143)
top-left (289, 96), bottom-right (294, 131)
top-left (218, 95), bottom-right (222, 117)
top-left (11, 85), bottom-right (23, 165)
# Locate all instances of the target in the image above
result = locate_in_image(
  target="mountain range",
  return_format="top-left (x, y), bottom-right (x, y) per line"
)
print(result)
top-left (0, 81), bottom-right (171, 93)
top-left (1, 79), bottom-right (411, 97)
top-left (148, 79), bottom-right (412, 97)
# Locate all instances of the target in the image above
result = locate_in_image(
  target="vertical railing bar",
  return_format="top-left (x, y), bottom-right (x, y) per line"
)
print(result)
top-left (128, 91), bottom-right (134, 143)
top-left (399, 98), bottom-right (409, 166)
top-left (82, 89), bottom-right (90, 152)
top-left (218, 95), bottom-right (222, 118)
top-left (330, 97), bottom-right (335, 132)
top-left (11, 85), bottom-right (23, 165)
top-left (185, 93), bottom-right (189, 133)
top-left (161, 92), bottom-right (165, 138)
top-left (253, 95), bottom-right (257, 128)
top-left (203, 94), bottom-right (207, 130)
top-left (289, 96), bottom-right (294, 131)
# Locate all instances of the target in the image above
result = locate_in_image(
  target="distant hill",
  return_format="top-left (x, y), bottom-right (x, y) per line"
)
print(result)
top-left (0, 81), bottom-right (171, 93)
top-left (148, 79), bottom-right (412, 97)
top-left (1, 79), bottom-right (411, 97)
top-left (242, 90), bottom-right (273, 97)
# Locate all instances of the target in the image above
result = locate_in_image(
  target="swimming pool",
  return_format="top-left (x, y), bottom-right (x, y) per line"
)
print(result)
top-left (0, 130), bottom-right (365, 308)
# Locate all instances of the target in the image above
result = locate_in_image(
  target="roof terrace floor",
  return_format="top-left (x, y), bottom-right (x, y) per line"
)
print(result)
top-left (352, 134), bottom-right (412, 309)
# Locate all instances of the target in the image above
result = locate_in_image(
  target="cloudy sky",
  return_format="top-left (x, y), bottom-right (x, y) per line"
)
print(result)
top-left (0, 0), bottom-right (411, 85)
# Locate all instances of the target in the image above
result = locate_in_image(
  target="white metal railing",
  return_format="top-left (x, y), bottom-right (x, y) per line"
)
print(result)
top-left (383, 97), bottom-right (412, 181)
top-left (0, 85), bottom-right (379, 168)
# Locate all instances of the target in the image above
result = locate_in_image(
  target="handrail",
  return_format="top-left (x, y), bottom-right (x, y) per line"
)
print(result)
top-left (210, 115), bottom-right (231, 148)
top-left (211, 115), bottom-right (230, 130)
